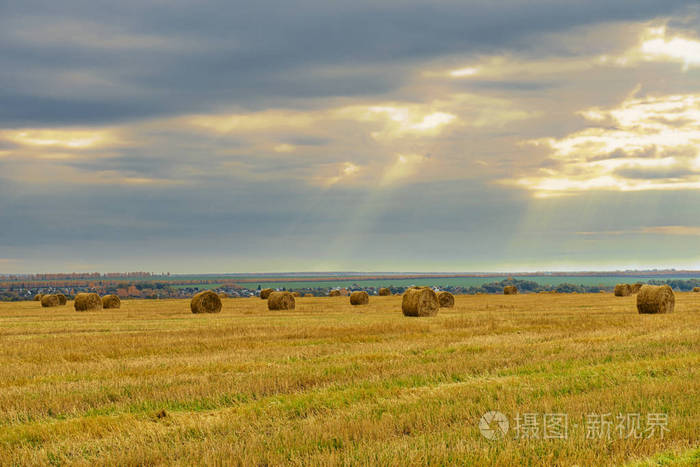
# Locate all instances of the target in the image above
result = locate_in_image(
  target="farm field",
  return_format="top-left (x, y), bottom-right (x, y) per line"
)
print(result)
top-left (1, 294), bottom-right (699, 466)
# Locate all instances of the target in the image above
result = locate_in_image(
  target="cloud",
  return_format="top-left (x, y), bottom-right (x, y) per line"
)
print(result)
top-left (320, 162), bottom-right (362, 187)
top-left (0, 128), bottom-right (118, 149)
top-left (339, 104), bottom-right (457, 140)
top-left (614, 165), bottom-right (697, 180)
top-left (643, 225), bottom-right (700, 235)
top-left (639, 26), bottom-right (700, 69)
top-left (185, 111), bottom-right (318, 134)
top-left (441, 22), bottom-right (700, 96)
top-left (508, 92), bottom-right (700, 196)
top-left (584, 23), bottom-right (700, 70)
top-left (3, 2), bottom-right (700, 272)
top-left (0, 87), bottom-right (531, 189)
top-left (273, 144), bottom-right (296, 153)
top-left (577, 225), bottom-right (700, 236)
top-left (0, 1), bottom-right (693, 126)
top-left (449, 67), bottom-right (479, 77)
top-left (381, 154), bottom-right (429, 186)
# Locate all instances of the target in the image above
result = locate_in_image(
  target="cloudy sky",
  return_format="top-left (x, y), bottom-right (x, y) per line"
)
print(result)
top-left (1, 1), bottom-right (700, 273)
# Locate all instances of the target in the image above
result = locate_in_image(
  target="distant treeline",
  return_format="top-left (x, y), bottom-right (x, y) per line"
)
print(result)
top-left (436, 278), bottom-right (700, 294)
top-left (0, 278), bottom-right (240, 289)
top-left (251, 278), bottom-right (700, 295)
top-left (0, 272), bottom-right (157, 281)
top-left (647, 278), bottom-right (700, 291)
top-left (2, 278), bottom-right (700, 302)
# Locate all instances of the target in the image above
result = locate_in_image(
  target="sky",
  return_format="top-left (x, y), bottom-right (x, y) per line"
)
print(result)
top-left (1, 0), bottom-right (700, 274)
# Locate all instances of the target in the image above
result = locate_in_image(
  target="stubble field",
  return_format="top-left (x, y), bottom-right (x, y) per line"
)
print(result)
top-left (0, 293), bottom-right (698, 466)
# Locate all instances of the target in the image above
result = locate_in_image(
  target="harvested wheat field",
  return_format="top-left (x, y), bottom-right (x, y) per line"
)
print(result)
top-left (0, 293), bottom-right (698, 466)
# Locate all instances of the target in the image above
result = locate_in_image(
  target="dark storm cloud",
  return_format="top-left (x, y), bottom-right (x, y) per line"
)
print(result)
top-left (0, 0), bottom-right (694, 125)
top-left (0, 94), bottom-right (169, 127)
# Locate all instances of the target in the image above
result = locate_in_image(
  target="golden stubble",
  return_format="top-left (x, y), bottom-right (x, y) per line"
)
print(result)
top-left (0, 293), bottom-right (698, 465)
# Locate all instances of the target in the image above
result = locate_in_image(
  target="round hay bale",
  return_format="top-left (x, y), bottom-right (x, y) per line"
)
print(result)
top-left (630, 283), bottom-right (643, 294)
top-left (637, 285), bottom-right (674, 314)
top-left (614, 284), bottom-right (631, 297)
top-left (304, 293), bottom-right (314, 297)
top-left (402, 287), bottom-right (439, 317)
top-left (34, 294), bottom-right (43, 301)
top-left (218, 292), bottom-right (229, 299)
top-left (260, 288), bottom-right (273, 299)
top-left (74, 293), bottom-right (103, 311)
top-left (190, 291), bottom-right (222, 314)
top-left (102, 294), bottom-right (121, 309)
top-left (693, 287), bottom-right (700, 292)
top-left (378, 287), bottom-right (391, 296)
top-left (329, 290), bottom-right (341, 297)
top-left (55, 293), bottom-right (67, 305)
top-left (292, 291), bottom-right (301, 297)
top-left (268, 291), bottom-right (295, 310)
top-left (437, 291), bottom-right (454, 308)
top-left (503, 285), bottom-right (518, 295)
top-left (350, 291), bottom-right (369, 305)
top-left (41, 294), bottom-right (60, 307)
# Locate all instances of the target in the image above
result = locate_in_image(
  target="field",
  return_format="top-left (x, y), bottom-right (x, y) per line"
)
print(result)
top-left (1, 294), bottom-right (699, 466)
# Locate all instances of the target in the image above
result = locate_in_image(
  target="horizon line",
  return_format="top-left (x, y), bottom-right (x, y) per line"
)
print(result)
top-left (3, 268), bottom-right (700, 277)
